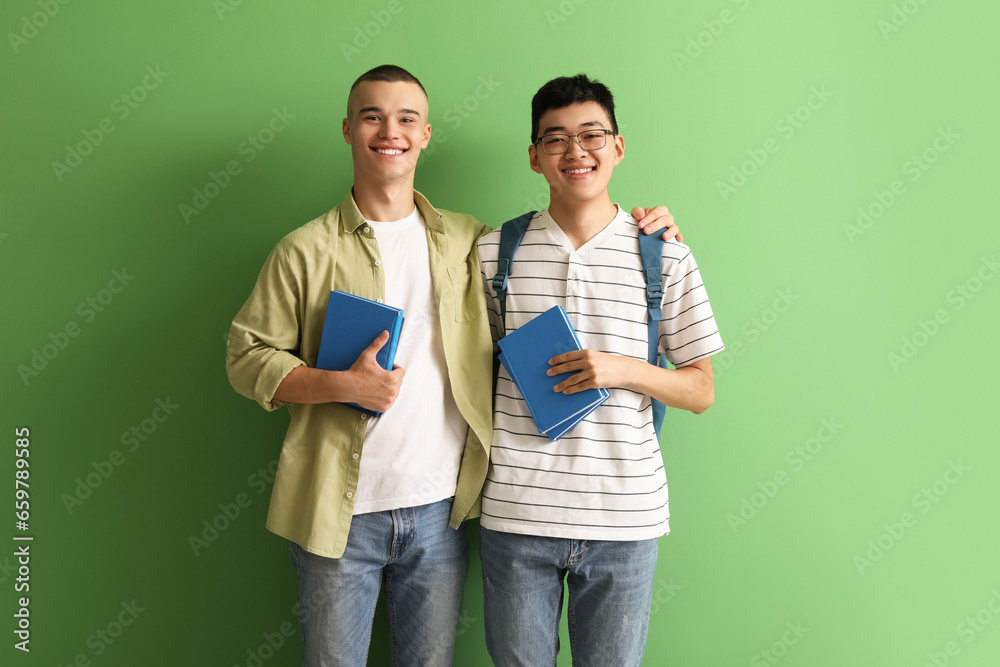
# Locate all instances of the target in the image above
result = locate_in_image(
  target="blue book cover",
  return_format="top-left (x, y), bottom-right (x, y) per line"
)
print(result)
top-left (315, 290), bottom-right (404, 417)
top-left (497, 306), bottom-right (610, 441)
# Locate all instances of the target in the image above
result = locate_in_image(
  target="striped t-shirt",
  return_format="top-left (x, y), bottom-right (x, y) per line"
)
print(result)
top-left (477, 206), bottom-right (724, 541)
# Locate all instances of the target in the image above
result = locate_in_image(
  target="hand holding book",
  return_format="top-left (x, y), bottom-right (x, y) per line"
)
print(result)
top-left (547, 348), bottom-right (639, 394)
top-left (315, 290), bottom-right (405, 417)
top-left (346, 330), bottom-right (405, 413)
top-left (497, 306), bottom-right (609, 441)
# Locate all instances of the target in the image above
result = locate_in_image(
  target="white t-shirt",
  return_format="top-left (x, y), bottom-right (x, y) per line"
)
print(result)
top-left (352, 206), bottom-right (467, 514)
top-left (477, 206), bottom-right (724, 541)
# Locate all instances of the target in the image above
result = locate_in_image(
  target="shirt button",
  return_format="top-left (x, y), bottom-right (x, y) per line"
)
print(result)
top-left (361, 414), bottom-right (369, 421)
top-left (376, 298), bottom-right (383, 304)
top-left (346, 491), bottom-right (353, 499)
top-left (375, 260), bottom-right (382, 267)
top-left (352, 453), bottom-right (359, 460)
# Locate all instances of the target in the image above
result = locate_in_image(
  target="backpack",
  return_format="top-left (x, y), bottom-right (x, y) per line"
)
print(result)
top-left (490, 211), bottom-right (669, 439)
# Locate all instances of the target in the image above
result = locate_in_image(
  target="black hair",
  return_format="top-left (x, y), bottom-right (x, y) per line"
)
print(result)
top-left (530, 74), bottom-right (617, 143)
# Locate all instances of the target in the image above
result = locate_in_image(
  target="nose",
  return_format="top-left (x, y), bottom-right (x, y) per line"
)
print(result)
top-left (378, 119), bottom-right (400, 139)
top-left (564, 135), bottom-right (588, 159)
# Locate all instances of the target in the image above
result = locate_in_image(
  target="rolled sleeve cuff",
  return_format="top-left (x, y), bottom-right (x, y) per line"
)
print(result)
top-left (255, 353), bottom-right (306, 411)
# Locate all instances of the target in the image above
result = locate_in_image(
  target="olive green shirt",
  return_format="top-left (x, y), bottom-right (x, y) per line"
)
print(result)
top-left (226, 190), bottom-right (493, 558)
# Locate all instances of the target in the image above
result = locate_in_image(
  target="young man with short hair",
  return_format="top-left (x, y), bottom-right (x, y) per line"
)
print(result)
top-left (477, 74), bottom-right (724, 666)
top-left (226, 65), bottom-right (681, 666)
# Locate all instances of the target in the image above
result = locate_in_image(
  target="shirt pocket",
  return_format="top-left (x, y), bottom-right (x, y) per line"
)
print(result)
top-left (447, 257), bottom-right (485, 323)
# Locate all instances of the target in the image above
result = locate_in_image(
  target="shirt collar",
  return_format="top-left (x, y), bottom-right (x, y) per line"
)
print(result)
top-left (340, 189), bottom-right (445, 234)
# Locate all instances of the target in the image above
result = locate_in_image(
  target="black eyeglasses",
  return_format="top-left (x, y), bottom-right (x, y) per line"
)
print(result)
top-left (533, 129), bottom-right (615, 155)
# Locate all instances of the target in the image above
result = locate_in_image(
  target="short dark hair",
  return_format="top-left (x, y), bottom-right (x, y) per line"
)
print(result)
top-left (347, 64), bottom-right (427, 115)
top-left (530, 74), bottom-right (618, 143)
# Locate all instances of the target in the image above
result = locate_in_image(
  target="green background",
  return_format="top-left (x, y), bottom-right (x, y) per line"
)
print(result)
top-left (2, 0), bottom-right (998, 665)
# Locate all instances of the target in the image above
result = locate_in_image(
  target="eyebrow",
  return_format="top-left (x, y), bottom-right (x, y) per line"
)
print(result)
top-left (357, 105), bottom-right (423, 118)
top-left (540, 120), bottom-right (605, 136)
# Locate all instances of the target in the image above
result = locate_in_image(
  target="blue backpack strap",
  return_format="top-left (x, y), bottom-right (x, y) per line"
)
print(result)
top-left (492, 211), bottom-right (536, 399)
top-left (492, 211), bottom-right (536, 329)
top-left (639, 231), bottom-right (667, 439)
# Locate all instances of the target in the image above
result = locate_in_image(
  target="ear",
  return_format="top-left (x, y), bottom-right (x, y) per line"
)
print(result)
top-left (342, 118), bottom-right (352, 145)
top-left (529, 144), bottom-right (543, 174)
top-left (421, 122), bottom-right (432, 149)
top-left (613, 133), bottom-right (624, 166)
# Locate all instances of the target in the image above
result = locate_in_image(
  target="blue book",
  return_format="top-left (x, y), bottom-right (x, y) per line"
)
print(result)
top-left (315, 290), bottom-right (404, 417)
top-left (497, 306), bottom-right (610, 441)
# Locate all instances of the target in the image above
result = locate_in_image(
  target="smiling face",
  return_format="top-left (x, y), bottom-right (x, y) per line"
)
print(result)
top-left (529, 101), bottom-right (624, 207)
top-left (342, 80), bottom-right (431, 187)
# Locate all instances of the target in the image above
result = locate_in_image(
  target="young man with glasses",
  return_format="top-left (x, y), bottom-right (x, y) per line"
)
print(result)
top-left (226, 65), bottom-right (681, 666)
top-left (477, 74), bottom-right (725, 666)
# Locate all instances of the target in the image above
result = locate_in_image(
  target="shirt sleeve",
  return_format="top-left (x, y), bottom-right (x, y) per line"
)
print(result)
top-left (659, 244), bottom-right (725, 367)
top-left (225, 241), bottom-right (307, 411)
top-left (477, 232), bottom-right (504, 344)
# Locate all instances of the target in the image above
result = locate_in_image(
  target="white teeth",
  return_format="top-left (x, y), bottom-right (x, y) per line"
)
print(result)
top-left (375, 148), bottom-right (404, 155)
top-left (565, 168), bottom-right (593, 174)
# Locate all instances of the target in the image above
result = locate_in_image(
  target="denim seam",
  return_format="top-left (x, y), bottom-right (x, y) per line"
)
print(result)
top-left (385, 566), bottom-right (397, 667)
top-left (566, 573), bottom-right (576, 667)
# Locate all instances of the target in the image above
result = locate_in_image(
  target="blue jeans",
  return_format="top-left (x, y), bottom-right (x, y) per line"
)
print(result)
top-left (480, 527), bottom-right (658, 667)
top-left (289, 498), bottom-right (468, 667)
